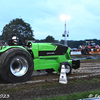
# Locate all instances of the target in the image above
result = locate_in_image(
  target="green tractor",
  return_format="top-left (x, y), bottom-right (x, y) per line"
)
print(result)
top-left (0, 35), bottom-right (80, 83)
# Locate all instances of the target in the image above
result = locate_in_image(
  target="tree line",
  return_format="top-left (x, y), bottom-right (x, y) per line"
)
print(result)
top-left (0, 18), bottom-right (100, 48)
top-left (36, 38), bottom-right (100, 48)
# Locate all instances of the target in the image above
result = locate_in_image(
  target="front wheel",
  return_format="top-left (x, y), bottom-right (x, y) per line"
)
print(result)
top-left (59, 62), bottom-right (72, 75)
top-left (0, 48), bottom-right (34, 83)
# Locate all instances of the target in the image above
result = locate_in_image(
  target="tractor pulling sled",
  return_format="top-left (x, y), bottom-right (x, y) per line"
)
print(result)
top-left (0, 37), bottom-right (80, 83)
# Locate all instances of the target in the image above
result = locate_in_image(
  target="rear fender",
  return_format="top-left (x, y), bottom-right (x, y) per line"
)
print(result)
top-left (0, 46), bottom-right (29, 53)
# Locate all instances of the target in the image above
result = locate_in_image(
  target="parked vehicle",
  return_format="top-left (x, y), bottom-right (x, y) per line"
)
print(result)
top-left (79, 41), bottom-right (100, 55)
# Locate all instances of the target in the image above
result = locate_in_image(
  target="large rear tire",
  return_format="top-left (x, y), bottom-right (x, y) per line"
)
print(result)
top-left (81, 49), bottom-right (86, 55)
top-left (85, 48), bottom-right (89, 55)
top-left (81, 48), bottom-right (89, 55)
top-left (0, 48), bottom-right (33, 83)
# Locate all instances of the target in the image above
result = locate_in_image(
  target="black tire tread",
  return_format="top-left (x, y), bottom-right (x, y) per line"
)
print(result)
top-left (0, 47), bottom-right (33, 83)
top-left (59, 62), bottom-right (72, 75)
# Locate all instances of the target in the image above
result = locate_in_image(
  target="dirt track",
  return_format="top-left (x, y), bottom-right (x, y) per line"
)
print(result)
top-left (30, 58), bottom-right (100, 83)
top-left (0, 56), bottom-right (100, 100)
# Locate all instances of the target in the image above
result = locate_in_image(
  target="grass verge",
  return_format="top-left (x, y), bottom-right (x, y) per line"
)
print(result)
top-left (36, 90), bottom-right (100, 100)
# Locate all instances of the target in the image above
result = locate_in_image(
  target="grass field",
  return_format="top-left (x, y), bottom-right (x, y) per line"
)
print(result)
top-left (36, 90), bottom-right (100, 100)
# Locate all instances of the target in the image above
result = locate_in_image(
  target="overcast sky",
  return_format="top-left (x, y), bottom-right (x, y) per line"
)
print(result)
top-left (0, 0), bottom-right (100, 40)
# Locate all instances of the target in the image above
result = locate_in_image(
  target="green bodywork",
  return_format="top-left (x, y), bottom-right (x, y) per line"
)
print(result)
top-left (27, 42), bottom-right (72, 73)
top-left (0, 45), bottom-right (26, 52)
top-left (0, 42), bottom-right (76, 73)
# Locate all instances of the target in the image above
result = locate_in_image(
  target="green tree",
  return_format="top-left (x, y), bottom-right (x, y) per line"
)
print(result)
top-left (2, 18), bottom-right (34, 42)
top-left (45, 35), bottom-right (55, 43)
